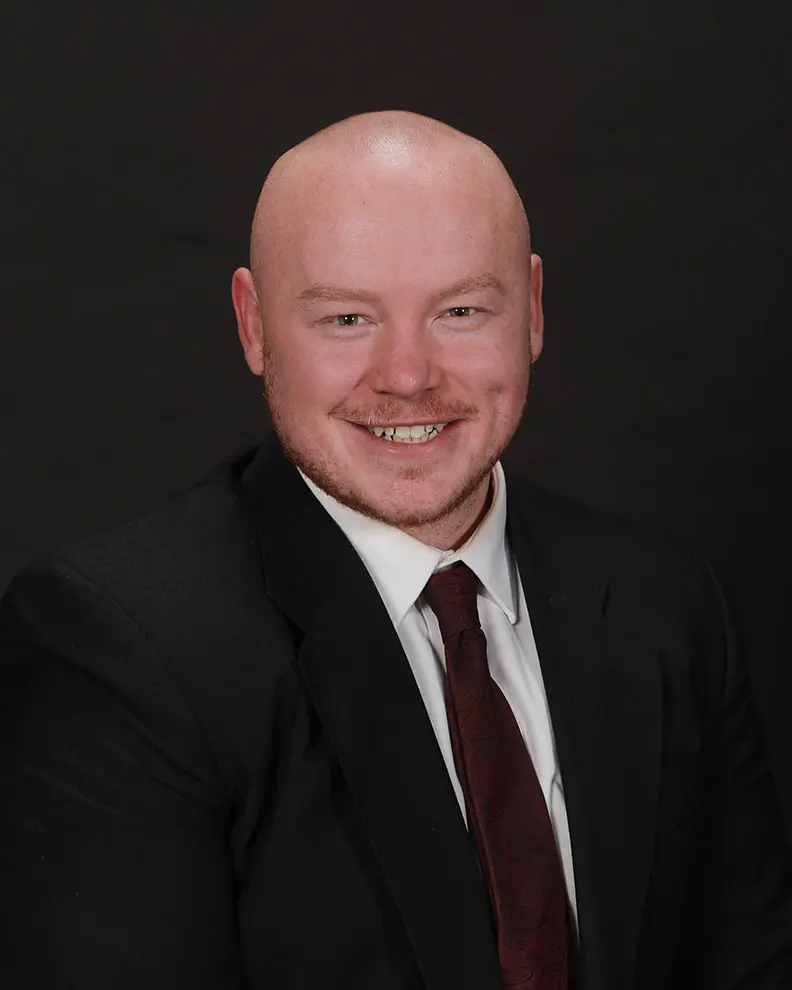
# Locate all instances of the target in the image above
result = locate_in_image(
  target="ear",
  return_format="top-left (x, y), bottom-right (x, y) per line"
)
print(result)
top-left (231, 267), bottom-right (265, 375)
top-left (528, 253), bottom-right (544, 363)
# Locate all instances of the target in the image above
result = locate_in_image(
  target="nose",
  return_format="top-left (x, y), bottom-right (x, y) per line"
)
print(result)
top-left (367, 323), bottom-right (442, 398)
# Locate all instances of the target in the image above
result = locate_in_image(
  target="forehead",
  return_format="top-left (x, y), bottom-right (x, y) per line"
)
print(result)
top-left (265, 160), bottom-right (522, 295)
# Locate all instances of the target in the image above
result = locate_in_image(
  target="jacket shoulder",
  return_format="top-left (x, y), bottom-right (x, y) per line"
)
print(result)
top-left (507, 474), bottom-right (733, 651)
top-left (0, 446), bottom-right (302, 807)
top-left (1, 445), bottom-right (291, 687)
top-left (29, 448), bottom-right (260, 595)
top-left (507, 474), bottom-right (705, 574)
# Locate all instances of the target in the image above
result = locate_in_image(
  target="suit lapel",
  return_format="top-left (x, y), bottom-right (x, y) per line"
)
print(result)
top-left (238, 438), bottom-right (502, 990)
top-left (507, 485), bottom-right (663, 990)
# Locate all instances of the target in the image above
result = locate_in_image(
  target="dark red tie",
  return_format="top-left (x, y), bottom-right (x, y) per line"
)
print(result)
top-left (423, 562), bottom-right (573, 989)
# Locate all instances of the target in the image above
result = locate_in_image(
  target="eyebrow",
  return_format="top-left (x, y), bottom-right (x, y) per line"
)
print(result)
top-left (296, 273), bottom-right (507, 308)
top-left (297, 284), bottom-right (380, 306)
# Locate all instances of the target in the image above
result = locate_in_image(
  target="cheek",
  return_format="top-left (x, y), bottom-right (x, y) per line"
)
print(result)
top-left (449, 338), bottom-right (531, 398)
top-left (269, 333), bottom-right (369, 408)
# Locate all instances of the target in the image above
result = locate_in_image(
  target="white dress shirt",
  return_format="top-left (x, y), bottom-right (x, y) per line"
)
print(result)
top-left (300, 463), bottom-right (579, 932)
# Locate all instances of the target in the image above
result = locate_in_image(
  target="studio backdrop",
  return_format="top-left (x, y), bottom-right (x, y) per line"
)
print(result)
top-left (3, 2), bottom-right (791, 827)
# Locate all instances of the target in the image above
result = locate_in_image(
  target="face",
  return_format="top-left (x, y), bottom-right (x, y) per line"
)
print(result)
top-left (233, 157), bottom-right (543, 546)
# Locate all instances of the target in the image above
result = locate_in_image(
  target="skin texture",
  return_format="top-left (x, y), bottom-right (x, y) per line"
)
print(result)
top-left (232, 110), bottom-right (543, 550)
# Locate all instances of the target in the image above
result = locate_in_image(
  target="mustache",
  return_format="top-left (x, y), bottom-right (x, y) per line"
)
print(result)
top-left (332, 398), bottom-right (478, 425)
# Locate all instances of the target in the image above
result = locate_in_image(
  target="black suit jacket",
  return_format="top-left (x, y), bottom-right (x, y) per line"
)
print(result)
top-left (1, 438), bottom-right (791, 989)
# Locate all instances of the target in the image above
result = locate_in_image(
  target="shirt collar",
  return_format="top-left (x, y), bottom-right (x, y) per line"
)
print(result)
top-left (298, 463), bottom-right (517, 628)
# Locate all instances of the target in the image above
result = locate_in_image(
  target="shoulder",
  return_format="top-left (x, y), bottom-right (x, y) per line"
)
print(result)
top-left (0, 444), bottom-right (298, 689)
top-left (506, 472), bottom-right (703, 571)
top-left (0, 445), bottom-right (301, 799)
top-left (505, 475), bottom-right (740, 719)
top-left (505, 472), bottom-right (731, 644)
top-left (45, 447), bottom-right (259, 591)
top-left (3, 447), bottom-right (265, 624)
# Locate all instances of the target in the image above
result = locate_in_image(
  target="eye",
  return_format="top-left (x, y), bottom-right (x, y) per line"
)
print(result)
top-left (329, 314), bottom-right (366, 327)
top-left (447, 306), bottom-right (475, 318)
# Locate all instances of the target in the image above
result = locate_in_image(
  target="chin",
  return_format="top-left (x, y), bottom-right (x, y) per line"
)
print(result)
top-left (361, 491), bottom-right (454, 528)
top-left (349, 496), bottom-right (455, 530)
top-left (341, 466), bottom-right (493, 530)
top-left (276, 425), bottom-right (496, 527)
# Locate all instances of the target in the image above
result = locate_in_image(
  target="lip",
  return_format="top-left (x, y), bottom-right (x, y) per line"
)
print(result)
top-left (350, 420), bottom-right (455, 429)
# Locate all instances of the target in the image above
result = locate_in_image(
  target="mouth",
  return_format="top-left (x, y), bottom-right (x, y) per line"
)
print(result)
top-left (347, 419), bottom-right (460, 453)
top-left (361, 422), bottom-right (450, 444)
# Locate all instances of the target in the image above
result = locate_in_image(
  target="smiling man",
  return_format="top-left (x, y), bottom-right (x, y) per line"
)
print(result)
top-left (2, 111), bottom-right (792, 990)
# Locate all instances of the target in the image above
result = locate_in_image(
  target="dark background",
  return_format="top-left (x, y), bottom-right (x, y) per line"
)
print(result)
top-left (3, 3), bottom-right (790, 823)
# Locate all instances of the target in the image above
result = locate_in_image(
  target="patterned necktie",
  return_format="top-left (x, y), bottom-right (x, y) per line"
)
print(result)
top-left (423, 562), bottom-right (573, 990)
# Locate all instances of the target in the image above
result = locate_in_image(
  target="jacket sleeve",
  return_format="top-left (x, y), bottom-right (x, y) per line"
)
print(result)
top-left (673, 563), bottom-right (792, 988)
top-left (0, 559), bottom-right (242, 990)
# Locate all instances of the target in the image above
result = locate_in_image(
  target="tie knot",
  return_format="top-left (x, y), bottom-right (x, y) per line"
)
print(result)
top-left (423, 562), bottom-right (481, 642)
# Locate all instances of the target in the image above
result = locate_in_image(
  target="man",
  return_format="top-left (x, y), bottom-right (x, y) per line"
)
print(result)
top-left (1, 111), bottom-right (790, 989)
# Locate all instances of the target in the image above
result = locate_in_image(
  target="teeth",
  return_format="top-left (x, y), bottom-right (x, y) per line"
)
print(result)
top-left (365, 422), bottom-right (449, 443)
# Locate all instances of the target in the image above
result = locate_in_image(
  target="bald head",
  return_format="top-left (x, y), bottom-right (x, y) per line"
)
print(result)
top-left (249, 110), bottom-right (530, 290)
